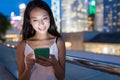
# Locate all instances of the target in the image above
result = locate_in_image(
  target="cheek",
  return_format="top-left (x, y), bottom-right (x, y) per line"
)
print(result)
top-left (31, 23), bottom-right (38, 30)
top-left (31, 21), bottom-right (38, 26)
top-left (31, 23), bottom-right (36, 27)
top-left (44, 21), bottom-right (50, 27)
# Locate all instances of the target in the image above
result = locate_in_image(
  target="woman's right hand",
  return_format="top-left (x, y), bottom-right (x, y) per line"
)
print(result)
top-left (25, 53), bottom-right (35, 70)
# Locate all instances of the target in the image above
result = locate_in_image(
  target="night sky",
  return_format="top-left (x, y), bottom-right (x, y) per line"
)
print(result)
top-left (0, 0), bottom-right (51, 19)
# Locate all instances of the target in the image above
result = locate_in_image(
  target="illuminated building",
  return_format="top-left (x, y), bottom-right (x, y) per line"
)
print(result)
top-left (104, 0), bottom-right (120, 32)
top-left (60, 0), bottom-right (104, 32)
top-left (5, 3), bottom-right (26, 42)
top-left (95, 0), bottom-right (104, 32)
top-left (10, 3), bottom-right (26, 30)
top-left (19, 3), bottom-right (26, 26)
top-left (51, 0), bottom-right (61, 32)
top-left (61, 0), bottom-right (88, 32)
top-left (87, 0), bottom-right (96, 31)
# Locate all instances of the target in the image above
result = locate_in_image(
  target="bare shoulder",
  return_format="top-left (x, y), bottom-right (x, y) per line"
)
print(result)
top-left (17, 40), bottom-right (26, 54)
top-left (57, 37), bottom-right (66, 52)
top-left (57, 37), bottom-right (65, 46)
top-left (17, 41), bottom-right (25, 48)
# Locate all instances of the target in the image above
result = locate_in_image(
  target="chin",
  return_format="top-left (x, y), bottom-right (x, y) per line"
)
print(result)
top-left (38, 31), bottom-right (47, 34)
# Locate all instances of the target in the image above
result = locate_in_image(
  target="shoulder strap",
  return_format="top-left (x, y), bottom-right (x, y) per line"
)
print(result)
top-left (55, 37), bottom-right (58, 43)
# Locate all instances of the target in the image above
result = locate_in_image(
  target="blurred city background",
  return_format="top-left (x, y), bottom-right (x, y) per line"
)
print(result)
top-left (0, 0), bottom-right (120, 80)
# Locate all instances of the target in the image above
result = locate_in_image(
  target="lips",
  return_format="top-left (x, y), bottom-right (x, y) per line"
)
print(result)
top-left (38, 27), bottom-right (46, 31)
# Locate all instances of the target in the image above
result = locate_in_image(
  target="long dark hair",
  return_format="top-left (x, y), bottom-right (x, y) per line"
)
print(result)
top-left (21, 0), bottom-right (61, 41)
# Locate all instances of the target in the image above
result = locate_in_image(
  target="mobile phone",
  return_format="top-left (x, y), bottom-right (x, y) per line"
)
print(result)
top-left (34, 48), bottom-right (50, 59)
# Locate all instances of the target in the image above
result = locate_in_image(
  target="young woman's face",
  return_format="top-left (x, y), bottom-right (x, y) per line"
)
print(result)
top-left (30, 7), bottom-right (50, 34)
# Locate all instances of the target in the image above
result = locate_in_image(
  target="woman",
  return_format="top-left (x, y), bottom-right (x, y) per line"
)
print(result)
top-left (17, 0), bottom-right (66, 80)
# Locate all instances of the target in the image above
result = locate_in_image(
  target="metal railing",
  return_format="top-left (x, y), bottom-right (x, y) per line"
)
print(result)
top-left (66, 55), bottom-right (120, 76)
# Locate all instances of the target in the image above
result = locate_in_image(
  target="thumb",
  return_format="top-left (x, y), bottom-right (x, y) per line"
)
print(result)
top-left (50, 55), bottom-right (55, 59)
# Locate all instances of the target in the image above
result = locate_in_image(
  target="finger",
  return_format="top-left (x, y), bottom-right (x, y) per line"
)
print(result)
top-left (36, 59), bottom-right (51, 67)
top-left (26, 61), bottom-right (35, 69)
top-left (36, 58), bottom-right (49, 64)
top-left (26, 60), bottom-right (35, 65)
top-left (50, 55), bottom-right (58, 65)
top-left (26, 58), bottom-right (35, 63)
top-left (38, 56), bottom-right (49, 61)
top-left (50, 55), bottom-right (56, 59)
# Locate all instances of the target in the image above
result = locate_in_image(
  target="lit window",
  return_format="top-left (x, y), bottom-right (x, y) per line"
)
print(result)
top-left (105, 6), bottom-right (109, 8)
top-left (113, 4), bottom-right (116, 7)
top-left (109, 0), bottom-right (112, 2)
top-left (118, 3), bottom-right (120, 6)
top-left (103, 47), bottom-right (109, 54)
top-left (114, 16), bottom-right (117, 19)
top-left (118, 12), bottom-right (120, 15)
top-left (108, 23), bottom-right (112, 26)
top-left (113, 22), bottom-right (116, 26)
top-left (118, 22), bottom-right (120, 25)
top-left (117, 28), bottom-right (120, 31)
top-left (65, 42), bottom-right (72, 48)
top-left (108, 14), bottom-right (112, 18)
top-left (114, 10), bottom-right (117, 13)
top-left (105, 20), bottom-right (108, 23)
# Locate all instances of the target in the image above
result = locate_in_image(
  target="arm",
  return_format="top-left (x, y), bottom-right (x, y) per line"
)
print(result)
top-left (52, 37), bottom-right (66, 80)
top-left (17, 41), bottom-right (31, 80)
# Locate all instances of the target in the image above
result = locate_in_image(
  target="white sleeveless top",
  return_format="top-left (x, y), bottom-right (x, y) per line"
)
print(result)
top-left (24, 38), bottom-right (58, 80)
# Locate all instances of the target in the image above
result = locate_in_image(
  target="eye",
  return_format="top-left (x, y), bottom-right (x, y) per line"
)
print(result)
top-left (43, 17), bottom-right (48, 20)
top-left (31, 19), bottom-right (39, 23)
top-left (33, 20), bottom-right (38, 22)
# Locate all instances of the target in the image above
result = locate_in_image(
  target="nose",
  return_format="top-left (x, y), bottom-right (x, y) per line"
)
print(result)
top-left (38, 20), bottom-right (44, 26)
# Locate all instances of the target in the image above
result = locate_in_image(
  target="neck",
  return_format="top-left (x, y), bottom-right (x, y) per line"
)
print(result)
top-left (34, 32), bottom-right (49, 40)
